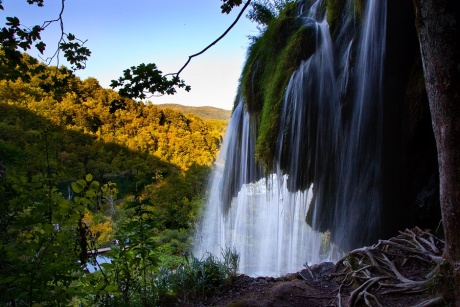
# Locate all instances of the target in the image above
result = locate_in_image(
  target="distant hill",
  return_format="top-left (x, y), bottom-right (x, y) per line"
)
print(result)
top-left (156, 104), bottom-right (232, 120)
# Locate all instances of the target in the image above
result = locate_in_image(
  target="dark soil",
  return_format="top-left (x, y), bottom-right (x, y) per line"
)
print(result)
top-left (182, 228), bottom-right (452, 307)
top-left (182, 270), bottom-right (438, 307)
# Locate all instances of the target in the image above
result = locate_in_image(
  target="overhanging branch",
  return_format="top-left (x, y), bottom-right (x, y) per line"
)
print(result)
top-left (111, 0), bottom-right (253, 99)
top-left (175, 0), bottom-right (252, 77)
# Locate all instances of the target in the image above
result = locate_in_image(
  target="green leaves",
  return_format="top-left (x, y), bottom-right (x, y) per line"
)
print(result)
top-left (5, 17), bottom-right (20, 27)
top-left (1, 15), bottom-right (44, 56)
top-left (89, 180), bottom-right (100, 191)
top-left (0, 173), bottom-right (87, 305)
top-left (248, 2), bottom-right (277, 26)
top-left (1, 1), bottom-right (89, 82)
top-left (220, 0), bottom-right (243, 14)
top-left (110, 63), bottom-right (191, 99)
top-left (71, 179), bottom-right (86, 193)
top-left (70, 175), bottom-right (102, 211)
top-left (71, 175), bottom-right (99, 194)
top-left (60, 33), bottom-right (91, 70)
top-left (35, 41), bottom-right (46, 54)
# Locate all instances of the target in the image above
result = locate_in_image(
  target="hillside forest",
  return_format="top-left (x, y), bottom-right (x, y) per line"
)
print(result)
top-left (0, 52), bottom-right (238, 305)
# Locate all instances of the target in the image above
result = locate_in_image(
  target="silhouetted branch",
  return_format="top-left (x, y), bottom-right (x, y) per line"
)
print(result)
top-left (114, 0), bottom-right (252, 99)
top-left (175, 0), bottom-right (252, 77)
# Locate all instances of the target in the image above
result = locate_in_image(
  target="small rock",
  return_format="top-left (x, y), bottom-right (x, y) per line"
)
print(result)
top-left (299, 262), bottom-right (335, 280)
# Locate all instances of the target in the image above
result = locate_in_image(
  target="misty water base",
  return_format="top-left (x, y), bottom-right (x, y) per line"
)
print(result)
top-left (194, 0), bottom-right (388, 276)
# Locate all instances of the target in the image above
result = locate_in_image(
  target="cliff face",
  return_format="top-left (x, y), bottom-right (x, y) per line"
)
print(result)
top-left (225, 0), bottom-right (440, 250)
top-left (380, 0), bottom-right (440, 241)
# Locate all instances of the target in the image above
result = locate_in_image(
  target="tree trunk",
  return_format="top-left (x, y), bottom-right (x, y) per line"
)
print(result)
top-left (412, 0), bottom-right (460, 304)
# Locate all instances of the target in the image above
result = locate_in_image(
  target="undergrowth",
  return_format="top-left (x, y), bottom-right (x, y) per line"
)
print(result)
top-left (93, 247), bottom-right (239, 306)
top-left (158, 247), bottom-right (239, 305)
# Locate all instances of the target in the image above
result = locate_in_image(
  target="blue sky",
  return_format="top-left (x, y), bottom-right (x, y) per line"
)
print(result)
top-left (3, 0), bottom-right (259, 110)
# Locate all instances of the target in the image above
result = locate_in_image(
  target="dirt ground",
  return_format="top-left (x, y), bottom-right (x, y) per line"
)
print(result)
top-left (183, 228), bottom-right (450, 307)
top-left (183, 270), bottom-right (438, 307)
top-left (189, 272), bottom-right (342, 307)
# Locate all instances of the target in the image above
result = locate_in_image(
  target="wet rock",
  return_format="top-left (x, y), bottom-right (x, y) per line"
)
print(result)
top-left (299, 262), bottom-right (334, 280)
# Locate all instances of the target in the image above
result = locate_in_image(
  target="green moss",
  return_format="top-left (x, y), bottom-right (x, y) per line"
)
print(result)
top-left (326, 0), bottom-right (345, 38)
top-left (240, 2), bottom-right (317, 172)
top-left (241, 4), bottom-right (301, 114)
top-left (354, 0), bottom-right (365, 20)
top-left (256, 26), bottom-right (316, 170)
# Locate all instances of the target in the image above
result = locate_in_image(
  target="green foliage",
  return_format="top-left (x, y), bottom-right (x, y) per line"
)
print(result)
top-left (60, 33), bottom-right (92, 70)
top-left (0, 6), bottom-right (239, 301)
top-left (220, 0), bottom-right (243, 14)
top-left (241, 3), bottom-right (316, 170)
top-left (84, 246), bottom-right (239, 306)
top-left (0, 51), bottom-right (228, 305)
top-left (110, 63), bottom-right (191, 99)
top-left (241, 2), bottom-right (300, 112)
top-left (0, 54), bottom-right (225, 174)
top-left (0, 2), bottom-right (90, 78)
top-left (155, 228), bottom-right (192, 268)
top-left (0, 174), bottom-right (100, 306)
top-left (0, 166), bottom-right (229, 306)
top-left (146, 163), bottom-right (211, 231)
top-left (155, 247), bottom-right (239, 304)
top-left (248, 3), bottom-right (277, 26)
top-left (89, 195), bottom-right (159, 305)
top-left (84, 195), bottom-right (240, 306)
top-left (247, 0), bottom-right (295, 28)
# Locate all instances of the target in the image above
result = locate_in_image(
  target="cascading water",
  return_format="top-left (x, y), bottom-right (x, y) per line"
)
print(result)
top-left (331, 0), bottom-right (387, 249)
top-left (194, 0), bottom-right (387, 276)
top-left (194, 101), bottom-right (324, 277)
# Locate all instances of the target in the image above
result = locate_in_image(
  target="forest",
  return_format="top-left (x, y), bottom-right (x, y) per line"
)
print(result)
top-left (0, 52), bottom-right (239, 305)
top-left (2, 0), bottom-right (460, 305)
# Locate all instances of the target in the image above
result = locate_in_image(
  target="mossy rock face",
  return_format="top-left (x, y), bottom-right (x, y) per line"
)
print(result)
top-left (326, 0), bottom-right (346, 38)
top-left (242, 14), bottom-right (301, 114)
top-left (354, 0), bottom-right (365, 19)
top-left (241, 2), bottom-right (317, 172)
top-left (255, 25), bottom-right (316, 170)
top-left (239, 0), bottom-right (366, 173)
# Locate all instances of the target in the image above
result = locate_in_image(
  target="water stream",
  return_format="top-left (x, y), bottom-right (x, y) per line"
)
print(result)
top-left (194, 0), bottom-right (387, 277)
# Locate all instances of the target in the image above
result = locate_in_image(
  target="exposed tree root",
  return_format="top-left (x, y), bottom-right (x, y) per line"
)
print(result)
top-left (334, 227), bottom-right (446, 306)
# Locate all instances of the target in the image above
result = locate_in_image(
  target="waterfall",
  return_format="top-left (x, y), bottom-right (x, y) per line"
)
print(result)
top-left (194, 102), bottom-right (324, 276)
top-left (331, 0), bottom-right (387, 249)
top-left (194, 0), bottom-right (387, 276)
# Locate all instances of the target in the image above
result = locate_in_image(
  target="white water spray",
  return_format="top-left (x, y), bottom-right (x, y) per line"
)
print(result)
top-left (194, 102), bottom-right (325, 277)
top-left (194, 0), bottom-right (387, 276)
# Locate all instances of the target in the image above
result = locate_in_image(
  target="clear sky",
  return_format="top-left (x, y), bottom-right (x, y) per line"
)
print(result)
top-left (3, 0), bottom-right (259, 110)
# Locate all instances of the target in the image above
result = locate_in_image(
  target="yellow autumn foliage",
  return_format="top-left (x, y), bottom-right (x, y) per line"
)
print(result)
top-left (83, 212), bottom-right (114, 246)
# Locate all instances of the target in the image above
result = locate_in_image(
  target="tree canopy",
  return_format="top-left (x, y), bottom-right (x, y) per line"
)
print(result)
top-left (0, 50), bottom-right (231, 305)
